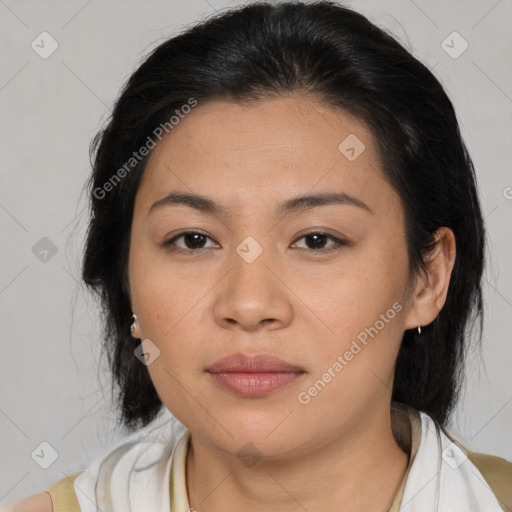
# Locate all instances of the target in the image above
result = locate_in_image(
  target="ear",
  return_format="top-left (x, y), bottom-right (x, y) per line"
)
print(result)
top-left (403, 227), bottom-right (457, 330)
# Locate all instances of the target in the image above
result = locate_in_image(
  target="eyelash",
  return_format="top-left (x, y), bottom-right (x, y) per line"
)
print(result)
top-left (163, 230), bottom-right (349, 254)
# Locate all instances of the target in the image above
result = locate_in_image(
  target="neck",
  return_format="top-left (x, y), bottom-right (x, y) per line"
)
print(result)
top-left (185, 404), bottom-right (410, 512)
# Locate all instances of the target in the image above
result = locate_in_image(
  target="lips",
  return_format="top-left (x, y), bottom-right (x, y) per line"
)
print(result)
top-left (206, 353), bottom-right (304, 373)
top-left (206, 353), bottom-right (305, 397)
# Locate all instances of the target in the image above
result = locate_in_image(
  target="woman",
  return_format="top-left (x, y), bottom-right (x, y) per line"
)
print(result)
top-left (9, 1), bottom-right (512, 511)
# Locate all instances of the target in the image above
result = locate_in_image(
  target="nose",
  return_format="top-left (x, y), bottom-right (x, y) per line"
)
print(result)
top-left (212, 242), bottom-right (293, 332)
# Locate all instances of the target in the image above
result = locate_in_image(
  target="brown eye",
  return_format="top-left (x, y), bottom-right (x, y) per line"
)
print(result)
top-left (164, 231), bottom-right (218, 251)
top-left (292, 232), bottom-right (349, 252)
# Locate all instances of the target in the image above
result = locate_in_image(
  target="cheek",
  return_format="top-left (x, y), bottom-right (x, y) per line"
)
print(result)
top-left (128, 259), bottom-right (220, 416)
top-left (295, 277), bottom-right (405, 419)
top-left (129, 242), bottom-right (205, 334)
top-left (309, 251), bottom-right (406, 341)
top-left (301, 247), bottom-right (408, 396)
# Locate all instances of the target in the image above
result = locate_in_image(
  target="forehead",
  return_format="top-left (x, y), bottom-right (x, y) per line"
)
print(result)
top-left (136, 93), bottom-right (399, 219)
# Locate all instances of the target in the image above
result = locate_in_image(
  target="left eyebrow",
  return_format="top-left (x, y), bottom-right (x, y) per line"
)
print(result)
top-left (147, 190), bottom-right (374, 217)
top-left (276, 191), bottom-right (374, 216)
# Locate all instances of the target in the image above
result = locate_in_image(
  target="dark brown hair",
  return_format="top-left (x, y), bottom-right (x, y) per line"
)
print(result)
top-left (83, 1), bottom-right (485, 431)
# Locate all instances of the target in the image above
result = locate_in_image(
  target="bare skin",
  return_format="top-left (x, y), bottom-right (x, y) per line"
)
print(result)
top-left (5, 492), bottom-right (52, 511)
top-left (127, 93), bottom-right (456, 512)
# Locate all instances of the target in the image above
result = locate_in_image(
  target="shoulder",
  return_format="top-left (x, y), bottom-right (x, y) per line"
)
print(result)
top-left (467, 450), bottom-right (512, 485)
top-left (468, 450), bottom-right (512, 475)
top-left (6, 470), bottom-right (85, 512)
top-left (4, 492), bottom-right (53, 512)
top-left (459, 443), bottom-right (512, 511)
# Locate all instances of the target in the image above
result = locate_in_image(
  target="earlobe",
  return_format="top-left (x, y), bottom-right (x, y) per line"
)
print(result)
top-left (130, 313), bottom-right (141, 338)
top-left (404, 227), bottom-right (456, 331)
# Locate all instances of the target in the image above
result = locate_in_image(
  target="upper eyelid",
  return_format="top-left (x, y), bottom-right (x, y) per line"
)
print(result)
top-left (166, 230), bottom-right (347, 249)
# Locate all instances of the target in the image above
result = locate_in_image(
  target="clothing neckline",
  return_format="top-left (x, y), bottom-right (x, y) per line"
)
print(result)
top-left (168, 402), bottom-right (423, 512)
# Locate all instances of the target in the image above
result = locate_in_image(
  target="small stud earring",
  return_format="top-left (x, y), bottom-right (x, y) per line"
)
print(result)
top-left (130, 314), bottom-right (138, 336)
top-left (417, 325), bottom-right (422, 335)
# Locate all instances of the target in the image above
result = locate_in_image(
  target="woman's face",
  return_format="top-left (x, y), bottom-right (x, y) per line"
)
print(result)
top-left (128, 94), bottom-right (422, 458)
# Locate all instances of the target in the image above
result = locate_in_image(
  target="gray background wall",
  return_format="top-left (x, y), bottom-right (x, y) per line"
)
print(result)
top-left (1, 0), bottom-right (511, 504)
